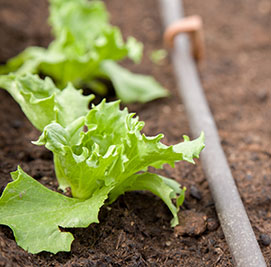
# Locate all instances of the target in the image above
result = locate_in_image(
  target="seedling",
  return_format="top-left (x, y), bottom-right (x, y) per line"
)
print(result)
top-left (0, 99), bottom-right (204, 254)
top-left (0, 0), bottom-right (168, 103)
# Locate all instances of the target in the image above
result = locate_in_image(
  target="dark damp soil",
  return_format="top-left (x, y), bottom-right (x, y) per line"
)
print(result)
top-left (0, 0), bottom-right (270, 266)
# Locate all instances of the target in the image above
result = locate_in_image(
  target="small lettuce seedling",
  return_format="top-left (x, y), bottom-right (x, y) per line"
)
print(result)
top-left (0, 100), bottom-right (204, 254)
top-left (0, 0), bottom-right (168, 103)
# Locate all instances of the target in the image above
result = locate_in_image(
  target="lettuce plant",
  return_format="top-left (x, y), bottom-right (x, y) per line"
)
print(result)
top-left (0, 0), bottom-right (168, 103)
top-left (0, 100), bottom-right (204, 254)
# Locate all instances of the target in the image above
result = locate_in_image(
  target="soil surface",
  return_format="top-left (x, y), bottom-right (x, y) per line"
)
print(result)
top-left (0, 0), bottom-right (270, 266)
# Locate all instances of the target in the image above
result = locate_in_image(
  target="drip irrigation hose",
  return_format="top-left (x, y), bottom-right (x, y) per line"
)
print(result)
top-left (158, 0), bottom-right (266, 266)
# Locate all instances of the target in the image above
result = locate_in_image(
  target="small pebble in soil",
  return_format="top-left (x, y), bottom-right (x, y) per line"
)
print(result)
top-left (230, 163), bottom-right (237, 170)
top-left (259, 233), bottom-right (271, 246)
top-left (207, 218), bottom-right (219, 232)
top-left (256, 90), bottom-right (268, 102)
top-left (189, 185), bottom-right (202, 200)
top-left (250, 153), bottom-right (260, 161)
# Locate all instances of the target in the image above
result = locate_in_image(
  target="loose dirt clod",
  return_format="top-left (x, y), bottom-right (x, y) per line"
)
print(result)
top-left (175, 210), bottom-right (207, 236)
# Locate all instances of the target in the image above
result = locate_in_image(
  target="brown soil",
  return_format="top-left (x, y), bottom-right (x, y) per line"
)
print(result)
top-left (0, 0), bottom-right (270, 266)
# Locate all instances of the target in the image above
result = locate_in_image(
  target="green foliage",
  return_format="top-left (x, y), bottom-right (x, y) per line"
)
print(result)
top-left (0, 0), bottom-right (167, 103)
top-left (0, 167), bottom-right (112, 254)
top-left (101, 61), bottom-right (169, 103)
top-left (0, 73), bottom-right (93, 131)
top-left (150, 49), bottom-right (168, 65)
top-left (0, 100), bottom-right (204, 253)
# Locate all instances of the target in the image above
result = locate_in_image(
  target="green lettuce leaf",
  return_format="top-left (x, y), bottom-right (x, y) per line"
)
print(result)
top-left (48, 0), bottom-right (108, 50)
top-left (100, 61), bottom-right (169, 103)
top-left (108, 172), bottom-right (186, 227)
top-left (0, 167), bottom-right (112, 254)
top-left (48, 0), bottom-right (143, 63)
top-left (0, 0), bottom-right (167, 103)
top-left (0, 73), bottom-right (93, 131)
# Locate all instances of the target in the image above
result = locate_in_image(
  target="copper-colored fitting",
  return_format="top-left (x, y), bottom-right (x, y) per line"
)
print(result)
top-left (164, 15), bottom-right (205, 61)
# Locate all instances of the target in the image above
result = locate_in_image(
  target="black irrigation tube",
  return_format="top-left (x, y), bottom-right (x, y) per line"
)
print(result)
top-left (158, 0), bottom-right (267, 266)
